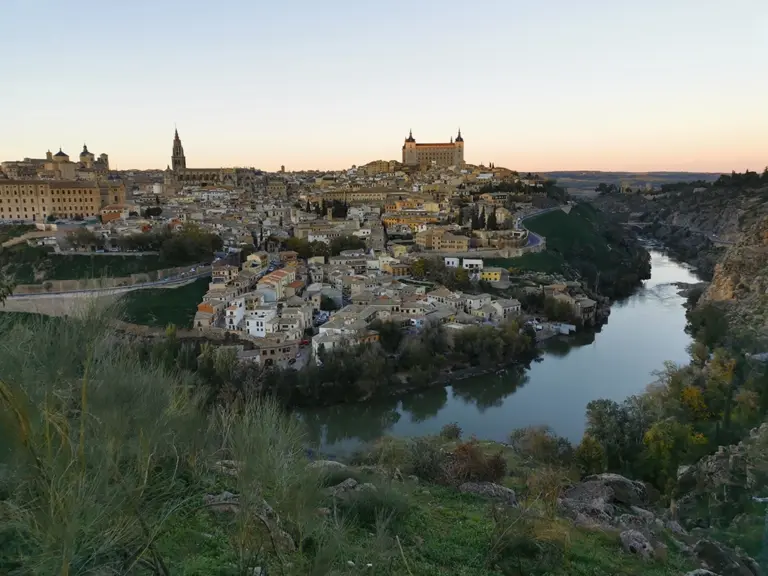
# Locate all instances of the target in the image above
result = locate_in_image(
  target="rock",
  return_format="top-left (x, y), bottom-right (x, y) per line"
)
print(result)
top-left (203, 491), bottom-right (239, 513)
top-left (213, 460), bottom-right (241, 477)
top-left (559, 479), bottom-right (616, 527)
top-left (666, 520), bottom-right (689, 536)
top-left (620, 529), bottom-right (654, 561)
top-left (270, 525), bottom-right (296, 553)
top-left (630, 506), bottom-right (655, 522)
top-left (408, 475), bottom-right (420, 484)
top-left (693, 539), bottom-right (760, 576)
top-left (617, 514), bottom-right (651, 532)
top-left (328, 478), bottom-right (358, 496)
top-left (684, 570), bottom-right (721, 576)
top-left (674, 423), bottom-right (768, 529)
top-left (316, 507), bottom-right (331, 516)
top-left (308, 459), bottom-right (347, 470)
top-left (584, 473), bottom-right (648, 507)
top-left (458, 482), bottom-right (517, 506)
top-left (355, 482), bottom-right (378, 493)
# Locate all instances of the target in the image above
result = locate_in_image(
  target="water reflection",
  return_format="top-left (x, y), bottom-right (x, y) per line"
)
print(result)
top-left (452, 367), bottom-right (529, 412)
top-left (299, 251), bottom-right (701, 452)
top-left (400, 386), bottom-right (448, 423)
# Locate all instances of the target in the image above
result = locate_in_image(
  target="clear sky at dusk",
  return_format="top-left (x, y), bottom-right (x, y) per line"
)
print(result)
top-left (3, 0), bottom-right (767, 172)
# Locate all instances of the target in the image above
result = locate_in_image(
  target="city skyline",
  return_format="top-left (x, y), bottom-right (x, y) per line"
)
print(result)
top-left (3, 0), bottom-right (767, 172)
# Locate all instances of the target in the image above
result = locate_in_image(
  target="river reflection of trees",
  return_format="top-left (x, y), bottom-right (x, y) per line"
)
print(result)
top-left (400, 386), bottom-right (448, 423)
top-left (450, 366), bottom-right (530, 412)
top-left (542, 331), bottom-right (597, 357)
top-left (301, 398), bottom-right (402, 446)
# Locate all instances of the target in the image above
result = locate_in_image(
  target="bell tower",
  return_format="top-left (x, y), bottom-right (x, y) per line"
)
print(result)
top-left (171, 128), bottom-right (186, 172)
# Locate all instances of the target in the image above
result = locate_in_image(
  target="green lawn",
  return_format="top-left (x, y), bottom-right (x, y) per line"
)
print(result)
top-left (120, 277), bottom-right (209, 328)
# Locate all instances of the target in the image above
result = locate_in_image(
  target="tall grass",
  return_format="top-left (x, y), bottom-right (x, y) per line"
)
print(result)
top-left (0, 303), bottom-right (408, 575)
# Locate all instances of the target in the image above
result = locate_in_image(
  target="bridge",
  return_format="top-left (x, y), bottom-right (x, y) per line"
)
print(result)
top-left (624, 222), bottom-right (734, 246)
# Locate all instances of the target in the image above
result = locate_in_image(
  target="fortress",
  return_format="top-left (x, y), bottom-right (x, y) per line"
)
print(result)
top-left (401, 129), bottom-right (465, 170)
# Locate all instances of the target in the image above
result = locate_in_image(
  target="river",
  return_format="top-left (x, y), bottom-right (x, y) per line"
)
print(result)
top-left (300, 251), bottom-right (701, 453)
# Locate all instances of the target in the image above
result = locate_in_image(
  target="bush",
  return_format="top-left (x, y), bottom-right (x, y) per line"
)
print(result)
top-left (406, 438), bottom-right (445, 483)
top-left (509, 426), bottom-right (574, 466)
top-left (446, 440), bottom-right (507, 485)
top-left (574, 434), bottom-right (606, 477)
top-left (440, 422), bottom-right (462, 441)
top-left (525, 467), bottom-right (571, 518)
top-left (487, 504), bottom-right (569, 575)
top-left (334, 483), bottom-right (411, 530)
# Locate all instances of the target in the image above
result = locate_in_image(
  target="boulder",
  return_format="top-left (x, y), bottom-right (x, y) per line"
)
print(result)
top-left (666, 520), bottom-right (689, 537)
top-left (328, 478), bottom-right (358, 496)
top-left (684, 571), bottom-right (721, 576)
top-left (673, 415), bottom-right (768, 529)
top-left (559, 478), bottom-right (616, 527)
top-left (458, 482), bottom-right (517, 506)
top-left (693, 539), bottom-right (760, 576)
top-left (630, 506), bottom-right (656, 522)
top-left (203, 491), bottom-right (240, 513)
top-left (620, 529), bottom-right (654, 561)
top-left (584, 473), bottom-right (648, 507)
top-left (354, 482), bottom-right (378, 493)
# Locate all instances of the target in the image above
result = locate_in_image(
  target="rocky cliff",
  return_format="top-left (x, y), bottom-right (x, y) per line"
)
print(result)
top-left (705, 217), bottom-right (768, 346)
top-left (592, 184), bottom-right (768, 280)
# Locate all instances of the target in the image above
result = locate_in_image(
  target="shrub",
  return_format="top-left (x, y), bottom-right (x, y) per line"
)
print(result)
top-left (334, 483), bottom-right (410, 530)
top-left (525, 466), bottom-right (570, 518)
top-left (446, 440), bottom-right (507, 484)
top-left (509, 426), bottom-right (574, 466)
top-left (487, 504), bottom-right (569, 575)
top-left (406, 438), bottom-right (445, 483)
top-left (440, 422), bottom-right (463, 441)
top-left (574, 434), bottom-right (606, 477)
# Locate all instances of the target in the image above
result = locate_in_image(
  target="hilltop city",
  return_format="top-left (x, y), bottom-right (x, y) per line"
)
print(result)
top-left (0, 127), bottom-right (694, 370)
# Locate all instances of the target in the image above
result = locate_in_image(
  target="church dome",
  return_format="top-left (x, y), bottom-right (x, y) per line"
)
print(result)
top-left (54, 148), bottom-right (68, 158)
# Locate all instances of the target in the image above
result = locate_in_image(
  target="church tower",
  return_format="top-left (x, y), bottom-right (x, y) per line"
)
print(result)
top-left (171, 128), bottom-right (186, 172)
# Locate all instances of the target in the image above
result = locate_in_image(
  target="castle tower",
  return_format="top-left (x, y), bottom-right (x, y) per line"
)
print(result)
top-left (171, 128), bottom-right (186, 172)
top-left (402, 129), bottom-right (418, 166)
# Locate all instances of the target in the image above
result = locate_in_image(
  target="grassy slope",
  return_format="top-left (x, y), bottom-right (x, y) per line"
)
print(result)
top-left (120, 276), bottom-right (210, 328)
top-left (1, 245), bottom-right (176, 283)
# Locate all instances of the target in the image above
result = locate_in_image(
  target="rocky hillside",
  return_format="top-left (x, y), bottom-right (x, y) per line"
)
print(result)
top-left (704, 216), bottom-right (768, 347)
top-left (592, 182), bottom-right (768, 279)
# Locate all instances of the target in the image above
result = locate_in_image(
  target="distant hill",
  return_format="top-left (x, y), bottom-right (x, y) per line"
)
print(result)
top-left (540, 171), bottom-right (722, 195)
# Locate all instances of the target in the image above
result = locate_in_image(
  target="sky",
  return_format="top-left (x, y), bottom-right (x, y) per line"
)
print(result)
top-left (2, 0), bottom-right (767, 173)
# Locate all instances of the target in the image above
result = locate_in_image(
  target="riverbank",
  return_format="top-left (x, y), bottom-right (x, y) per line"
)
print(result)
top-left (300, 251), bottom-right (699, 451)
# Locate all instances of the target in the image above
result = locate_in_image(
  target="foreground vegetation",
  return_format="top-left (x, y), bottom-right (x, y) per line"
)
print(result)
top-left (0, 309), bottom-right (704, 575)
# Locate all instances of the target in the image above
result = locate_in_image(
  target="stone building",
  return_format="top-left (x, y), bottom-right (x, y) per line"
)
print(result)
top-left (402, 129), bottom-right (465, 170)
top-left (163, 129), bottom-right (262, 194)
top-left (0, 180), bottom-right (102, 222)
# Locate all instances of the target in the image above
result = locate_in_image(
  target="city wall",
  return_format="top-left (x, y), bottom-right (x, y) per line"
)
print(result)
top-left (12, 265), bottom-right (212, 295)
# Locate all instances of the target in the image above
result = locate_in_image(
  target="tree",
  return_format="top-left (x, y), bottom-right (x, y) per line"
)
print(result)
top-left (574, 434), bottom-right (606, 477)
top-left (0, 279), bottom-right (14, 305)
top-left (456, 208), bottom-right (464, 226)
top-left (486, 209), bottom-right (498, 231)
top-left (305, 200), bottom-right (311, 213)
top-left (369, 320), bottom-right (404, 354)
top-left (46, 214), bottom-right (56, 223)
top-left (142, 206), bottom-right (162, 218)
top-left (320, 295), bottom-right (339, 312)
top-left (329, 235), bottom-right (366, 256)
top-left (411, 259), bottom-right (427, 279)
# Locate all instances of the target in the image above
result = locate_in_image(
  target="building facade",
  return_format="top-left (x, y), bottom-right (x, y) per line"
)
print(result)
top-left (402, 129), bottom-right (465, 169)
top-left (164, 129), bottom-right (262, 193)
top-left (0, 180), bottom-right (102, 222)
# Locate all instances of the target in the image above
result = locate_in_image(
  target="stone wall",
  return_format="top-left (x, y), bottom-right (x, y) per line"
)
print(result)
top-left (13, 265), bottom-right (212, 295)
